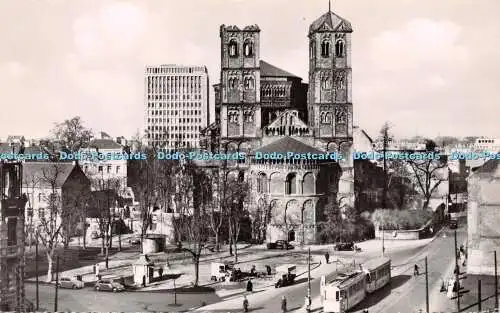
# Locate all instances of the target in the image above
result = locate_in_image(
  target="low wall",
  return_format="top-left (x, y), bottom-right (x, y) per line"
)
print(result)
top-left (374, 220), bottom-right (434, 240)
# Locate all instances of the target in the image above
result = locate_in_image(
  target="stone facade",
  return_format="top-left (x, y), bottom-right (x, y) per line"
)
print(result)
top-left (467, 159), bottom-right (500, 276)
top-left (204, 7), bottom-right (356, 244)
top-left (0, 161), bottom-right (28, 311)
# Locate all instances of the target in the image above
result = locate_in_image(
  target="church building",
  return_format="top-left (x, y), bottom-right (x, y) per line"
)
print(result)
top-left (202, 5), bottom-right (356, 244)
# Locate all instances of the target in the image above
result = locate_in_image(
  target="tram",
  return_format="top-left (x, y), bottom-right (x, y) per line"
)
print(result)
top-left (320, 257), bottom-right (391, 313)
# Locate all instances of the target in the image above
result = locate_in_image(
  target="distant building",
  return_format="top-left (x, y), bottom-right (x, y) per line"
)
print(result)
top-left (22, 162), bottom-right (91, 241)
top-left (0, 161), bottom-right (29, 311)
top-left (144, 64), bottom-right (210, 149)
top-left (79, 137), bottom-right (129, 192)
top-left (467, 159), bottom-right (500, 275)
top-left (473, 137), bottom-right (500, 152)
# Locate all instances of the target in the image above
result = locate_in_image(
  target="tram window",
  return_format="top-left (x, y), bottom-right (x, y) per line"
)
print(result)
top-left (336, 291), bottom-right (340, 301)
top-left (340, 290), bottom-right (345, 299)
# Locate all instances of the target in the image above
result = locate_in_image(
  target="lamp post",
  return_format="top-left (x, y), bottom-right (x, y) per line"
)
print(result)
top-left (305, 247), bottom-right (312, 312)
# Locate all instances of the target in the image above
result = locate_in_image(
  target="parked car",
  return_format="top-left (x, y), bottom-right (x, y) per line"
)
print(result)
top-left (94, 279), bottom-right (125, 292)
top-left (334, 242), bottom-right (354, 251)
top-left (267, 240), bottom-right (293, 250)
top-left (449, 220), bottom-right (458, 229)
top-left (58, 277), bottom-right (84, 289)
top-left (129, 236), bottom-right (141, 245)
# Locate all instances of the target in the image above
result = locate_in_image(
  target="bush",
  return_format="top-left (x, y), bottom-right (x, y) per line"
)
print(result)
top-left (371, 209), bottom-right (433, 230)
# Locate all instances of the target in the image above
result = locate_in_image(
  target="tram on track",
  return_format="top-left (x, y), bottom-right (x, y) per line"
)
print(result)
top-left (320, 257), bottom-right (391, 313)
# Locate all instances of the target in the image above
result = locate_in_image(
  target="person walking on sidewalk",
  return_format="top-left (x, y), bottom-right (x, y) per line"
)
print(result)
top-left (281, 295), bottom-right (287, 312)
top-left (414, 264), bottom-right (419, 276)
top-left (325, 252), bottom-right (330, 264)
top-left (243, 295), bottom-right (249, 312)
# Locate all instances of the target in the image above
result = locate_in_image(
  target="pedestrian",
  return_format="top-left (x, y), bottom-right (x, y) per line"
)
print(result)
top-left (414, 264), bottom-right (419, 276)
top-left (159, 267), bottom-right (163, 279)
top-left (266, 265), bottom-right (272, 276)
top-left (250, 265), bottom-right (256, 276)
top-left (243, 295), bottom-right (249, 312)
top-left (92, 264), bottom-right (96, 275)
top-left (246, 279), bottom-right (253, 292)
top-left (281, 295), bottom-right (287, 313)
top-left (325, 252), bottom-right (330, 264)
top-left (304, 296), bottom-right (311, 313)
top-left (95, 263), bottom-right (100, 278)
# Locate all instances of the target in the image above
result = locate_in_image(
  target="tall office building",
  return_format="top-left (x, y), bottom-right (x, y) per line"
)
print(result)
top-left (144, 65), bottom-right (209, 149)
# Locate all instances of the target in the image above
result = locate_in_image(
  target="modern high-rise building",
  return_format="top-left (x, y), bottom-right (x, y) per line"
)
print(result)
top-left (144, 65), bottom-right (209, 149)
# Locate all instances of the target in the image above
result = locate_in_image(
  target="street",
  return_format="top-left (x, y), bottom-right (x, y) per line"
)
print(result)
top-left (25, 283), bottom-right (221, 312)
top-left (352, 224), bottom-right (467, 313)
top-left (197, 237), bottom-right (437, 312)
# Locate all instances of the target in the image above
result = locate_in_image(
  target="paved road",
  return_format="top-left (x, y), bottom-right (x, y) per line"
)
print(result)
top-left (25, 283), bottom-right (221, 312)
top-left (350, 225), bottom-right (467, 313)
top-left (198, 240), bottom-right (432, 313)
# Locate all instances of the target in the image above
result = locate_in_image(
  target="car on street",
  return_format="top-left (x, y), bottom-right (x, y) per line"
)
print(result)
top-left (94, 279), bottom-right (125, 292)
top-left (57, 277), bottom-right (84, 289)
top-left (334, 242), bottom-right (355, 251)
top-left (267, 240), bottom-right (294, 250)
top-left (449, 220), bottom-right (458, 229)
top-left (90, 231), bottom-right (102, 239)
top-left (128, 236), bottom-right (141, 245)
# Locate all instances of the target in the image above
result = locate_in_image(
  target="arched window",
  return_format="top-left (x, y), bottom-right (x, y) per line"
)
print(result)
top-left (228, 39), bottom-right (238, 57)
top-left (335, 109), bottom-right (347, 124)
top-left (244, 76), bottom-right (254, 89)
top-left (321, 40), bottom-right (330, 58)
top-left (285, 173), bottom-right (297, 195)
top-left (335, 40), bottom-right (345, 58)
top-left (229, 77), bottom-right (239, 89)
top-left (257, 173), bottom-right (267, 193)
top-left (243, 40), bottom-right (254, 57)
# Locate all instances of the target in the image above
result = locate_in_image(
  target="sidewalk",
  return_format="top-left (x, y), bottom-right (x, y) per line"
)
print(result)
top-left (430, 248), bottom-right (500, 312)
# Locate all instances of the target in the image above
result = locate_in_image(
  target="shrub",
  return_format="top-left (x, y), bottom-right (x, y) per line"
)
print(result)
top-left (371, 208), bottom-right (433, 230)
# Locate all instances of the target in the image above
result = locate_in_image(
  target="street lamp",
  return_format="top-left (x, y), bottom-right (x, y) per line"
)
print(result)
top-left (305, 247), bottom-right (312, 312)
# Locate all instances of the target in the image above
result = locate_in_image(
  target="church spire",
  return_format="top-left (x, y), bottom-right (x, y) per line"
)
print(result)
top-left (328, 0), bottom-right (331, 12)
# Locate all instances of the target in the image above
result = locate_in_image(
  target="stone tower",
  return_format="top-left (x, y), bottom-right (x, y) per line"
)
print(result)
top-left (308, 5), bottom-right (355, 207)
top-left (219, 24), bottom-right (262, 145)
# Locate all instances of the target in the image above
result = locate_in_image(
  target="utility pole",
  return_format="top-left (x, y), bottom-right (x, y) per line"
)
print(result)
top-left (495, 250), bottom-right (498, 309)
top-left (477, 279), bottom-right (481, 312)
top-left (381, 124), bottom-right (390, 256)
top-left (35, 231), bottom-right (39, 311)
top-left (454, 229), bottom-right (460, 312)
top-left (54, 256), bottom-right (60, 312)
top-left (425, 256), bottom-right (429, 313)
top-left (306, 247), bottom-right (312, 313)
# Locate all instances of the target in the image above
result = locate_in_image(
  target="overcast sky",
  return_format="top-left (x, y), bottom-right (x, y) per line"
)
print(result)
top-left (1, 0), bottom-right (499, 140)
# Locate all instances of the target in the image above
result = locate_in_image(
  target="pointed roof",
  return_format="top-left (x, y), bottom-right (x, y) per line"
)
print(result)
top-left (22, 162), bottom-right (78, 188)
top-left (309, 10), bottom-right (352, 35)
top-left (256, 136), bottom-right (324, 155)
top-left (260, 60), bottom-right (299, 78)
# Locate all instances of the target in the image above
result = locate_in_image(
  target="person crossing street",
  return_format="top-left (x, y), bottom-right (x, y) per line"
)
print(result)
top-left (281, 295), bottom-right (287, 312)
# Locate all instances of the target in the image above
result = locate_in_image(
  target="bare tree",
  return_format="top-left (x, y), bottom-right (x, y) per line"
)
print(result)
top-left (225, 177), bottom-right (249, 263)
top-left (405, 141), bottom-right (448, 209)
top-left (61, 182), bottom-right (91, 249)
top-left (36, 163), bottom-right (70, 282)
top-left (173, 161), bottom-right (211, 286)
top-left (51, 116), bottom-right (93, 152)
top-left (207, 167), bottom-right (225, 252)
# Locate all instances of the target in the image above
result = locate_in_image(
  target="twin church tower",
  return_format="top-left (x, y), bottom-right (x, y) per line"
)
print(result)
top-left (207, 3), bottom-right (355, 243)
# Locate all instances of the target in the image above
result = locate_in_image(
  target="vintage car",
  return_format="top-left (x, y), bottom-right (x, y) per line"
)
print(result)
top-left (334, 242), bottom-right (355, 251)
top-left (275, 264), bottom-right (297, 288)
top-left (94, 279), bottom-right (125, 292)
top-left (267, 240), bottom-right (294, 250)
top-left (57, 277), bottom-right (84, 289)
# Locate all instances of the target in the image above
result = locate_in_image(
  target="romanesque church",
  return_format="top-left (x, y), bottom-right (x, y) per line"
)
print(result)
top-left (202, 6), bottom-right (363, 244)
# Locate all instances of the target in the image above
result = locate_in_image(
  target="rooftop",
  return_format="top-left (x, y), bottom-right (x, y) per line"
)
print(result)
top-left (255, 136), bottom-right (324, 155)
top-left (260, 60), bottom-right (300, 78)
top-left (309, 9), bottom-right (352, 35)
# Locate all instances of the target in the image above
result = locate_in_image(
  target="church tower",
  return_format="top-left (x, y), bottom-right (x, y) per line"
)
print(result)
top-left (308, 4), bottom-right (354, 206)
top-left (219, 25), bottom-right (262, 146)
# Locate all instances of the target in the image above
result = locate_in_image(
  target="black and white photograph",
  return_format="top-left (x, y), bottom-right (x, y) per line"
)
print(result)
top-left (0, 0), bottom-right (499, 312)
